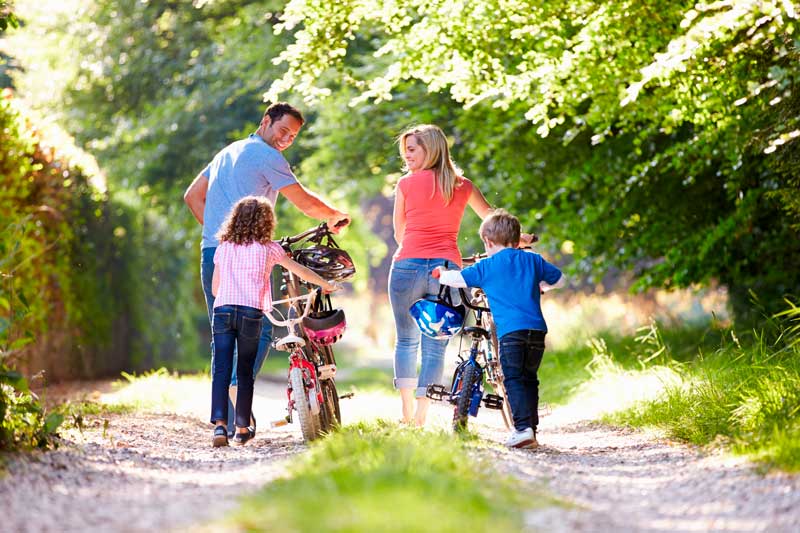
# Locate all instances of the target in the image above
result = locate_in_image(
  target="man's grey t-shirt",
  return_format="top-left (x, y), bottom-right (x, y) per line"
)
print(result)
top-left (201, 133), bottom-right (297, 249)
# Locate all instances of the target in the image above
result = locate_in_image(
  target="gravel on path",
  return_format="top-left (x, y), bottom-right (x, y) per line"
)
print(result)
top-left (1, 377), bottom-right (798, 533)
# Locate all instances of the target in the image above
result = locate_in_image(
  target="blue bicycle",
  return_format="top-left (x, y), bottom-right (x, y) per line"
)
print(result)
top-left (426, 254), bottom-right (513, 431)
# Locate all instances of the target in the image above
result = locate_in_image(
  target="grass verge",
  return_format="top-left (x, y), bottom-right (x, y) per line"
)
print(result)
top-left (545, 307), bottom-right (800, 471)
top-left (232, 421), bottom-right (552, 532)
top-left (605, 325), bottom-right (800, 471)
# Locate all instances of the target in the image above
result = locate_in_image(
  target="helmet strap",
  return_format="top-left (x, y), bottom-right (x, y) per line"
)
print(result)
top-left (436, 260), bottom-right (455, 305)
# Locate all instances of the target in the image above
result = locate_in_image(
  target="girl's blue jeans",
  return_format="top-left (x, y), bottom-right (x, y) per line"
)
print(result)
top-left (210, 304), bottom-right (263, 427)
top-left (202, 247), bottom-right (272, 431)
top-left (389, 258), bottom-right (453, 398)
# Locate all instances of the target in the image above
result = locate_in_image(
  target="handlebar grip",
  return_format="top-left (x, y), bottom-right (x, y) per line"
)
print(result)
top-left (431, 268), bottom-right (441, 279)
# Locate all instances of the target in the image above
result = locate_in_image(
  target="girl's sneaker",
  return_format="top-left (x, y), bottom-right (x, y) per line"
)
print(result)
top-left (213, 425), bottom-right (229, 448)
top-left (233, 428), bottom-right (255, 446)
top-left (505, 427), bottom-right (538, 449)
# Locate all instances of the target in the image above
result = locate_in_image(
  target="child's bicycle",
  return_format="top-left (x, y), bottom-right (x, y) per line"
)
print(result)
top-left (267, 223), bottom-right (354, 442)
top-left (426, 269), bottom-right (513, 431)
top-left (426, 246), bottom-right (550, 432)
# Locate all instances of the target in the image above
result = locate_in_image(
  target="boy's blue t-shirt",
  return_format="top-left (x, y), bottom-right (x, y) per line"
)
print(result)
top-left (460, 248), bottom-right (562, 338)
top-left (201, 133), bottom-right (297, 249)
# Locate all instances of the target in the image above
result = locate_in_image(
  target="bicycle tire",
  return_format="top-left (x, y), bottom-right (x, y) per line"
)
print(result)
top-left (290, 366), bottom-right (320, 442)
top-left (453, 363), bottom-right (479, 432)
top-left (319, 379), bottom-right (341, 432)
top-left (483, 310), bottom-right (513, 430)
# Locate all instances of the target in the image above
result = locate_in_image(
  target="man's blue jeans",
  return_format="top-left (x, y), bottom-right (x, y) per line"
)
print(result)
top-left (388, 258), bottom-right (453, 398)
top-left (210, 304), bottom-right (262, 427)
top-left (498, 329), bottom-right (546, 432)
top-left (201, 247), bottom-right (273, 431)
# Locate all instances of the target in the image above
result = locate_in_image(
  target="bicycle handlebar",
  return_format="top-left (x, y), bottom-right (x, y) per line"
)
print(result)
top-left (280, 223), bottom-right (331, 248)
top-left (461, 244), bottom-right (536, 266)
top-left (458, 288), bottom-right (491, 314)
top-left (263, 289), bottom-right (319, 327)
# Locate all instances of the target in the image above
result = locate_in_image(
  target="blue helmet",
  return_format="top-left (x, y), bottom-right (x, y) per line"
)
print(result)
top-left (409, 295), bottom-right (466, 339)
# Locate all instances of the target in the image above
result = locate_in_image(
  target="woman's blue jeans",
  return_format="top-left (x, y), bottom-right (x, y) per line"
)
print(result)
top-left (210, 304), bottom-right (263, 427)
top-left (499, 329), bottom-right (546, 431)
top-left (389, 258), bottom-right (453, 398)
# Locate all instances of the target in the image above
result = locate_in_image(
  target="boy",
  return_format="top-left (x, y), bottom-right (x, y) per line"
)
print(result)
top-left (434, 209), bottom-right (564, 448)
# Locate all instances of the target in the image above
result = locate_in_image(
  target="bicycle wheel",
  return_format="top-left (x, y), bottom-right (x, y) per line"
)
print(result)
top-left (494, 372), bottom-right (514, 430)
top-left (290, 366), bottom-right (320, 442)
top-left (483, 312), bottom-right (513, 430)
top-left (453, 363), bottom-right (479, 432)
top-left (317, 344), bottom-right (341, 430)
top-left (319, 379), bottom-right (341, 432)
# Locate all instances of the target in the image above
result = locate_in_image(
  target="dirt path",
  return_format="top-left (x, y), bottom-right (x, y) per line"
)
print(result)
top-left (1, 377), bottom-right (798, 532)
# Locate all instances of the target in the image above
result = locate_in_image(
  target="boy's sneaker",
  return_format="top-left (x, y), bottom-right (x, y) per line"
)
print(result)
top-left (505, 427), bottom-right (538, 449)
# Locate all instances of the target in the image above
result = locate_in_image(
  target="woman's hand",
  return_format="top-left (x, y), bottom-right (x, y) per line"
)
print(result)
top-left (519, 232), bottom-right (538, 246)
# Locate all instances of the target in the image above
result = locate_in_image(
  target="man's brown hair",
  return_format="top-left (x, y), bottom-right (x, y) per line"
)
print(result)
top-left (479, 209), bottom-right (520, 248)
top-left (263, 102), bottom-right (304, 125)
top-left (216, 196), bottom-right (276, 245)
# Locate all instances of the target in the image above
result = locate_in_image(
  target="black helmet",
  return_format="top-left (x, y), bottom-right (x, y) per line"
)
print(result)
top-left (293, 231), bottom-right (356, 282)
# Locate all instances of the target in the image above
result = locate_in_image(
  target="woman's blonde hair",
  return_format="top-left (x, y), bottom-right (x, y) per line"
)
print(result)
top-left (398, 124), bottom-right (462, 204)
top-left (216, 196), bottom-right (276, 245)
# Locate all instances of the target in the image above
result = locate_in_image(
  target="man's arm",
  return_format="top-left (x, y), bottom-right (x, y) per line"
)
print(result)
top-left (280, 183), bottom-right (350, 231)
top-left (184, 172), bottom-right (209, 225)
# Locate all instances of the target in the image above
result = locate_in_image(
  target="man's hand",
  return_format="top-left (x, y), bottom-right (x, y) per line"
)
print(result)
top-left (327, 213), bottom-right (351, 234)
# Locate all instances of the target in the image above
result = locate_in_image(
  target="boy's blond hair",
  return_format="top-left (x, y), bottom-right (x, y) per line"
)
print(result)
top-left (479, 209), bottom-right (520, 248)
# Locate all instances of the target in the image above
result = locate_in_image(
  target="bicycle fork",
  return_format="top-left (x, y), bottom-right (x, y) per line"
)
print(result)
top-left (285, 352), bottom-right (321, 423)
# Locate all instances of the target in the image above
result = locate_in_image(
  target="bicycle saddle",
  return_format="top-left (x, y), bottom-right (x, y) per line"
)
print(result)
top-left (462, 326), bottom-right (489, 339)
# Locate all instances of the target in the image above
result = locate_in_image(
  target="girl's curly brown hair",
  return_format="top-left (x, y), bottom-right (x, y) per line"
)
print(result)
top-left (216, 196), bottom-right (276, 245)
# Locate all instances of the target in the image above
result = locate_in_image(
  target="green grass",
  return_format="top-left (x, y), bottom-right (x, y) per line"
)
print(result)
top-left (539, 321), bottom-right (717, 406)
top-left (537, 311), bottom-right (800, 471)
top-left (605, 328), bottom-right (800, 471)
top-left (231, 421), bottom-right (552, 532)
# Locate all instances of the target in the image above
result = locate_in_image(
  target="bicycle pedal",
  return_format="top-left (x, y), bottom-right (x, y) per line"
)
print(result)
top-left (339, 392), bottom-right (355, 400)
top-left (482, 393), bottom-right (504, 410)
top-left (426, 384), bottom-right (449, 401)
top-left (270, 416), bottom-right (290, 428)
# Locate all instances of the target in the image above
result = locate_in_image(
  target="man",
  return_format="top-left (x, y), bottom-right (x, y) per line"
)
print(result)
top-left (184, 102), bottom-right (350, 436)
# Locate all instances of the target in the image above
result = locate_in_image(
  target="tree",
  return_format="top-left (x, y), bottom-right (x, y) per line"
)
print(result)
top-left (266, 0), bottom-right (800, 322)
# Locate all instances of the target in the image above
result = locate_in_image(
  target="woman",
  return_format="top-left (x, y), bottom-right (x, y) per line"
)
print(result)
top-left (389, 124), bottom-right (494, 426)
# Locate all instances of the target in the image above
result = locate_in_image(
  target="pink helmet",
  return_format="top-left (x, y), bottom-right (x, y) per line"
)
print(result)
top-left (302, 308), bottom-right (346, 345)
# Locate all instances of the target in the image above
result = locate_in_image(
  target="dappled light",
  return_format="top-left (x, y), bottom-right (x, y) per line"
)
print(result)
top-left (2, 0), bottom-right (799, 530)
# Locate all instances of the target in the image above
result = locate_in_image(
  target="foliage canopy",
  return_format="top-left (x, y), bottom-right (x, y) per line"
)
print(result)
top-left (267, 0), bottom-right (800, 320)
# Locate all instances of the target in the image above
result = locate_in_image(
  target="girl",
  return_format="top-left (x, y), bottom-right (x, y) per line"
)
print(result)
top-left (210, 196), bottom-right (337, 447)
